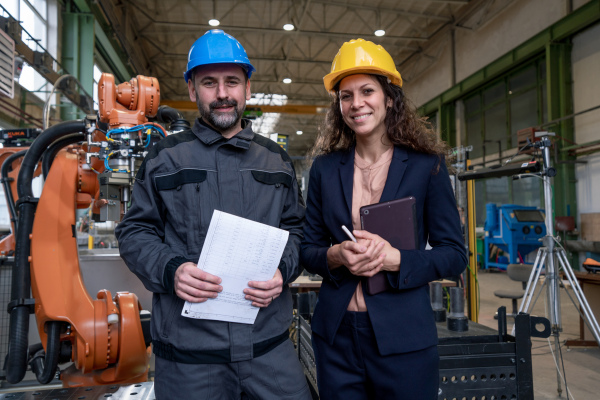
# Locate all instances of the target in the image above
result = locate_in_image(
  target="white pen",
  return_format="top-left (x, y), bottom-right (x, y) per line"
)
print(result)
top-left (341, 225), bottom-right (357, 243)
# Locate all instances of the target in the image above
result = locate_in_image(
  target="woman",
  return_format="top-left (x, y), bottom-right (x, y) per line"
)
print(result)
top-left (300, 38), bottom-right (467, 399)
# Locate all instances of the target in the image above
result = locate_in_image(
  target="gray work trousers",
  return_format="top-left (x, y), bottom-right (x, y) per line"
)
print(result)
top-left (153, 339), bottom-right (312, 400)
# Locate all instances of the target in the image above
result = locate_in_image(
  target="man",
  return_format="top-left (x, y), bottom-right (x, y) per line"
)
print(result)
top-left (115, 30), bottom-right (310, 399)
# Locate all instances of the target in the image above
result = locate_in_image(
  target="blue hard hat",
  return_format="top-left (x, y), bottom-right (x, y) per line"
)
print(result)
top-left (184, 30), bottom-right (256, 83)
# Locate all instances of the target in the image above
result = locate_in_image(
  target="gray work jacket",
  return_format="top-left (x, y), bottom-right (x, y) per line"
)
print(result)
top-left (115, 118), bottom-right (306, 363)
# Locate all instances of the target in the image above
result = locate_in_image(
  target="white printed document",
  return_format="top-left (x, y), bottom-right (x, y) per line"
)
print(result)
top-left (181, 210), bottom-right (289, 324)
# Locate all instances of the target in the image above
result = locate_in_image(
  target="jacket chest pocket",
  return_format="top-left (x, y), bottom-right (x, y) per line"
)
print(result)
top-left (156, 169), bottom-right (208, 248)
top-left (249, 170), bottom-right (293, 223)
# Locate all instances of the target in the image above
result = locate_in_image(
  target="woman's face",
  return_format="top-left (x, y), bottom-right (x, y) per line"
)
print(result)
top-left (338, 74), bottom-right (391, 140)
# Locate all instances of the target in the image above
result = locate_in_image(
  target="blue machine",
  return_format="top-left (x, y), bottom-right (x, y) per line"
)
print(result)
top-left (484, 203), bottom-right (546, 270)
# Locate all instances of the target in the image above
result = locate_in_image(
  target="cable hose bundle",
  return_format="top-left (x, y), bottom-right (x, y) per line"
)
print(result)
top-left (29, 321), bottom-right (62, 384)
top-left (6, 119), bottom-right (87, 384)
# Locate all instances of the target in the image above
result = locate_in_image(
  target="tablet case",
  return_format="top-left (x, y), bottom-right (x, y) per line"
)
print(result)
top-left (360, 196), bottom-right (418, 295)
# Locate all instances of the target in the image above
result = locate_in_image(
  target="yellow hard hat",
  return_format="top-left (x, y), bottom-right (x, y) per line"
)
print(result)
top-left (323, 38), bottom-right (402, 92)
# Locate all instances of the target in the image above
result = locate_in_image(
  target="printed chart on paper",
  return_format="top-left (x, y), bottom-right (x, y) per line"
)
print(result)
top-left (182, 210), bottom-right (289, 324)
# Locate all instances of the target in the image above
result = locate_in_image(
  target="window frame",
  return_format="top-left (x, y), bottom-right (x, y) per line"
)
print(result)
top-left (462, 56), bottom-right (547, 225)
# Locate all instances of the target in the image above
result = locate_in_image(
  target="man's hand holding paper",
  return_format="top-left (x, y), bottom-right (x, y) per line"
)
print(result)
top-left (174, 262), bottom-right (222, 303)
top-left (244, 268), bottom-right (283, 307)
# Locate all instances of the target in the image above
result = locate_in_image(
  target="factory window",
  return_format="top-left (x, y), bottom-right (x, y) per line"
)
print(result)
top-left (2, 0), bottom-right (57, 101)
top-left (462, 58), bottom-right (546, 160)
top-left (93, 64), bottom-right (103, 110)
top-left (463, 57), bottom-right (546, 225)
top-left (19, 1), bottom-right (48, 50)
top-left (484, 102), bottom-right (507, 158)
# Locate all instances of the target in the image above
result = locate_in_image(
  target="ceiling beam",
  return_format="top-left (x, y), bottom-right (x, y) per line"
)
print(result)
top-left (281, 0), bottom-right (313, 68)
top-left (95, 0), bottom-right (148, 74)
top-left (138, 22), bottom-right (429, 42)
top-left (310, 0), bottom-right (452, 21)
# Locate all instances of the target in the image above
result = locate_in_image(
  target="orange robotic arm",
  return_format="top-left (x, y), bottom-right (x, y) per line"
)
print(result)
top-left (11, 73), bottom-right (163, 387)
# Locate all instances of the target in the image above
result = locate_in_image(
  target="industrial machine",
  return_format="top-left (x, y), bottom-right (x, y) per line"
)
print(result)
top-left (3, 73), bottom-right (189, 388)
top-left (484, 203), bottom-right (546, 269)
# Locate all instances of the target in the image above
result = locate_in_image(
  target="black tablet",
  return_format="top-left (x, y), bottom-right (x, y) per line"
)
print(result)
top-left (360, 196), bottom-right (418, 295)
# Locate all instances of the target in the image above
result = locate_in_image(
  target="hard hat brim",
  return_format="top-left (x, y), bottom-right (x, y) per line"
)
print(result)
top-left (323, 66), bottom-right (402, 92)
top-left (184, 61), bottom-right (256, 83)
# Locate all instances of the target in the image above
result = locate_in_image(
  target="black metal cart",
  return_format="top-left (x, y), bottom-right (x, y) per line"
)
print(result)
top-left (295, 296), bottom-right (550, 400)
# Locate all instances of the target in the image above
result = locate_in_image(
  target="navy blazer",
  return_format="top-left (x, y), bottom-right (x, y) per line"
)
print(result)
top-left (300, 145), bottom-right (467, 355)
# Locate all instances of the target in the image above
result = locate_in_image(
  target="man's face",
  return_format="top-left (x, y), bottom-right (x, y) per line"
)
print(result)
top-left (187, 63), bottom-right (251, 138)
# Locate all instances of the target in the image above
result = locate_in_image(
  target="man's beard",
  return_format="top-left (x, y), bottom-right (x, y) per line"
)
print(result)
top-left (197, 96), bottom-right (244, 132)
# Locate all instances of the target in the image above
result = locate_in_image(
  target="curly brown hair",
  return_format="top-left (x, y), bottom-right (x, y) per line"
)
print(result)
top-left (310, 75), bottom-right (448, 161)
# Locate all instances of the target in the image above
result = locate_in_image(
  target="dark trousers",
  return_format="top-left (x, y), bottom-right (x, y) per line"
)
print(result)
top-left (154, 340), bottom-right (311, 400)
top-left (312, 311), bottom-right (439, 400)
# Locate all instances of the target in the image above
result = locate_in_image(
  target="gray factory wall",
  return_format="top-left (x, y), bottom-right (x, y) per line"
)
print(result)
top-left (572, 19), bottom-right (600, 268)
top-left (407, 0), bottom-right (589, 106)
top-left (572, 22), bottom-right (600, 216)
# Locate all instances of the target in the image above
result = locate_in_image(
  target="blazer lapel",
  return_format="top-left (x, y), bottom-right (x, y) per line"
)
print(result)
top-left (380, 146), bottom-right (408, 202)
top-left (339, 148), bottom-right (354, 214)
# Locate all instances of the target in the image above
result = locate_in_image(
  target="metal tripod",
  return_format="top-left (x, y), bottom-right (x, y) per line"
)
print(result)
top-left (516, 133), bottom-right (600, 397)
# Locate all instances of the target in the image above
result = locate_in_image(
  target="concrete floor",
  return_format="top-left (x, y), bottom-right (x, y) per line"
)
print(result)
top-left (476, 269), bottom-right (600, 399)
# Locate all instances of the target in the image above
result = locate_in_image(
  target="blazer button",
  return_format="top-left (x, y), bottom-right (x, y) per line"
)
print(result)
top-left (404, 278), bottom-right (408, 285)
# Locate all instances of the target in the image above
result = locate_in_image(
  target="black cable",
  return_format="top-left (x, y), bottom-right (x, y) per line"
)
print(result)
top-left (29, 321), bottom-right (62, 384)
top-left (6, 119), bottom-right (87, 384)
top-left (41, 134), bottom-right (85, 178)
top-left (502, 138), bottom-right (535, 166)
top-left (155, 105), bottom-right (190, 132)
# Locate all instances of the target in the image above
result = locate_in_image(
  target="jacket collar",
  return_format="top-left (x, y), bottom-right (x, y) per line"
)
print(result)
top-left (339, 145), bottom-right (409, 213)
top-left (191, 118), bottom-right (255, 149)
top-left (380, 146), bottom-right (409, 202)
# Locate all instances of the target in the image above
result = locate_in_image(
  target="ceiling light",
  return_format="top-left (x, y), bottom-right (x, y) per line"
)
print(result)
top-left (282, 78), bottom-right (292, 84)
top-left (283, 24), bottom-right (295, 31)
top-left (209, 19), bottom-right (220, 26)
top-left (296, 130), bottom-right (303, 135)
top-left (374, 29), bottom-right (385, 37)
